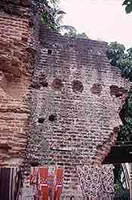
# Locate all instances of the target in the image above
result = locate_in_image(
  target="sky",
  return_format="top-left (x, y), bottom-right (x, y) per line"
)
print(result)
top-left (60, 0), bottom-right (132, 48)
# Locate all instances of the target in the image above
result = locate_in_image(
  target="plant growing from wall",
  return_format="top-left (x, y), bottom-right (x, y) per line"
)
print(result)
top-left (107, 42), bottom-right (132, 81)
top-left (60, 25), bottom-right (88, 39)
top-left (107, 42), bottom-right (132, 142)
top-left (33, 0), bottom-right (65, 29)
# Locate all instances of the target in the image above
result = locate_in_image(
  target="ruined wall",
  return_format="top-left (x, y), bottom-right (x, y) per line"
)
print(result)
top-left (0, 1), bottom-right (130, 199)
top-left (0, 0), bottom-right (34, 167)
top-left (26, 26), bottom-right (129, 199)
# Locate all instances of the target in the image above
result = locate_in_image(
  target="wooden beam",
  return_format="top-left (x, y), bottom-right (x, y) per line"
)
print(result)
top-left (103, 145), bottom-right (132, 164)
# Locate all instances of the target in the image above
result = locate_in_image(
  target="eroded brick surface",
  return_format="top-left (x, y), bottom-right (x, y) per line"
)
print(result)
top-left (0, 1), bottom-right (33, 167)
top-left (0, 1), bottom-right (130, 199)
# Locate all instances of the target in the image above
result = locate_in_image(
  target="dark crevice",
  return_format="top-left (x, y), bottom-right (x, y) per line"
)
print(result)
top-left (72, 80), bottom-right (83, 93)
top-left (40, 81), bottom-right (48, 87)
top-left (38, 118), bottom-right (45, 123)
top-left (49, 114), bottom-right (57, 122)
top-left (110, 85), bottom-right (127, 97)
top-left (30, 161), bottom-right (39, 167)
top-left (48, 49), bottom-right (52, 55)
top-left (52, 78), bottom-right (63, 90)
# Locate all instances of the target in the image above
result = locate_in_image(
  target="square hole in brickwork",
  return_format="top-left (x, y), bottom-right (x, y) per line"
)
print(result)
top-left (48, 49), bottom-right (52, 55)
top-left (38, 118), bottom-right (45, 123)
top-left (49, 114), bottom-right (57, 122)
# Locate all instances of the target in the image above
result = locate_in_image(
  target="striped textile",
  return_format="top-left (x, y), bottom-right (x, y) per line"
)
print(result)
top-left (30, 167), bottom-right (64, 200)
top-left (0, 168), bottom-right (22, 200)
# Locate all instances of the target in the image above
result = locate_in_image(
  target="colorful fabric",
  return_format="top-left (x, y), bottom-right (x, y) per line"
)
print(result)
top-left (54, 168), bottom-right (64, 200)
top-left (30, 167), bottom-right (64, 200)
top-left (77, 165), bottom-right (114, 200)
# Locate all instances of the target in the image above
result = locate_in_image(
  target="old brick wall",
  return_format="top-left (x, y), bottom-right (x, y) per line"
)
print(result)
top-left (0, 1), bottom-right (130, 198)
top-left (25, 25), bottom-right (129, 198)
top-left (0, 0), bottom-right (34, 167)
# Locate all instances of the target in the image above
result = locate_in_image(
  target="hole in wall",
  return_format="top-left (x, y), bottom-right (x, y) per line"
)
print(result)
top-left (49, 114), bottom-right (57, 122)
top-left (29, 19), bottom-right (34, 27)
top-left (90, 83), bottom-right (102, 96)
top-left (48, 49), bottom-right (52, 55)
top-left (21, 36), bottom-right (28, 42)
top-left (70, 196), bottom-right (75, 200)
top-left (110, 85), bottom-right (127, 97)
top-left (38, 118), bottom-right (45, 123)
top-left (39, 74), bottom-right (48, 87)
top-left (40, 81), bottom-right (48, 87)
top-left (52, 78), bottom-right (63, 90)
top-left (31, 82), bottom-right (40, 89)
top-left (30, 161), bottom-right (39, 167)
top-left (72, 80), bottom-right (84, 93)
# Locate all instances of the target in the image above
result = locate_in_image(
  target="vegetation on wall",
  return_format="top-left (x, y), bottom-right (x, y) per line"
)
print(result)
top-left (107, 42), bottom-right (132, 142)
top-left (123, 0), bottom-right (132, 13)
top-left (33, 0), bottom-right (65, 29)
top-left (33, 0), bottom-right (88, 38)
top-left (62, 25), bottom-right (88, 39)
top-left (35, 0), bottom-right (132, 140)
top-left (119, 90), bottom-right (132, 141)
top-left (107, 42), bottom-right (132, 81)
top-left (33, 0), bottom-right (132, 30)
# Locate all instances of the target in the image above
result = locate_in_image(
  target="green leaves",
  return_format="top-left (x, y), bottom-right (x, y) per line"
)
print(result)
top-left (125, 3), bottom-right (132, 13)
top-left (60, 25), bottom-right (88, 39)
top-left (123, 0), bottom-right (132, 13)
top-left (33, 0), bottom-right (64, 30)
top-left (108, 43), bottom-right (132, 142)
top-left (123, 0), bottom-right (131, 5)
top-left (107, 42), bottom-right (132, 81)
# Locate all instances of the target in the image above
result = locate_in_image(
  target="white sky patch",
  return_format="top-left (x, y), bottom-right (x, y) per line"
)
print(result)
top-left (60, 0), bottom-right (132, 47)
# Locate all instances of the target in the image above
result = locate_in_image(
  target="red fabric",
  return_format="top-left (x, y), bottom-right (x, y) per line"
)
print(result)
top-left (30, 167), bottom-right (64, 200)
top-left (41, 186), bottom-right (48, 200)
top-left (54, 168), bottom-right (64, 200)
top-left (39, 168), bottom-right (49, 200)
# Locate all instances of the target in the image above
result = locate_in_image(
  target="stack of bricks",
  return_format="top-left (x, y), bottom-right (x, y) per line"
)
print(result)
top-left (0, 0), bottom-right (34, 167)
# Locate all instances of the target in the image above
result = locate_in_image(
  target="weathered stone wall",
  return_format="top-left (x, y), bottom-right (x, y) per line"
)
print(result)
top-left (0, 1), bottom-right (130, 199)
top-left (0, 0), bottom-right (33, 167)
top-left (26, 26), bottom-right (129, 198)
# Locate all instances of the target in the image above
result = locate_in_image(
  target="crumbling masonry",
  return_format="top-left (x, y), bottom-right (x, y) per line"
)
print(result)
top-left (0, 0), bottom-right (130, 199)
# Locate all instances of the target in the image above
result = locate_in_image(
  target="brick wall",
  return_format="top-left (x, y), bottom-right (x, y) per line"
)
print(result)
top-left (0, 0), bottom-right (33, 167)
top-left (26, 26), bottom-right (129, 198)
top-left (0, 1), bottom-right (130, 198)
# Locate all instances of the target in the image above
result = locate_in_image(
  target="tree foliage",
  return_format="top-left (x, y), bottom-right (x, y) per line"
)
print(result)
top-left (33, 0), bottom-right (88, 38)
top-left (119, 89), bottom-right (132, 141)
top-left (33, 0), bottom-right (65, 29)
top-left (34, 0), bottom-right (132, 29)
top-left (60, 25), bottom-right (88, 39)
top-left (107, 42), bottom-right (132, 81)
top-left (123, 0), bottom-right (132, 13)
top-left (107, 42), bottom-right (132, 142)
